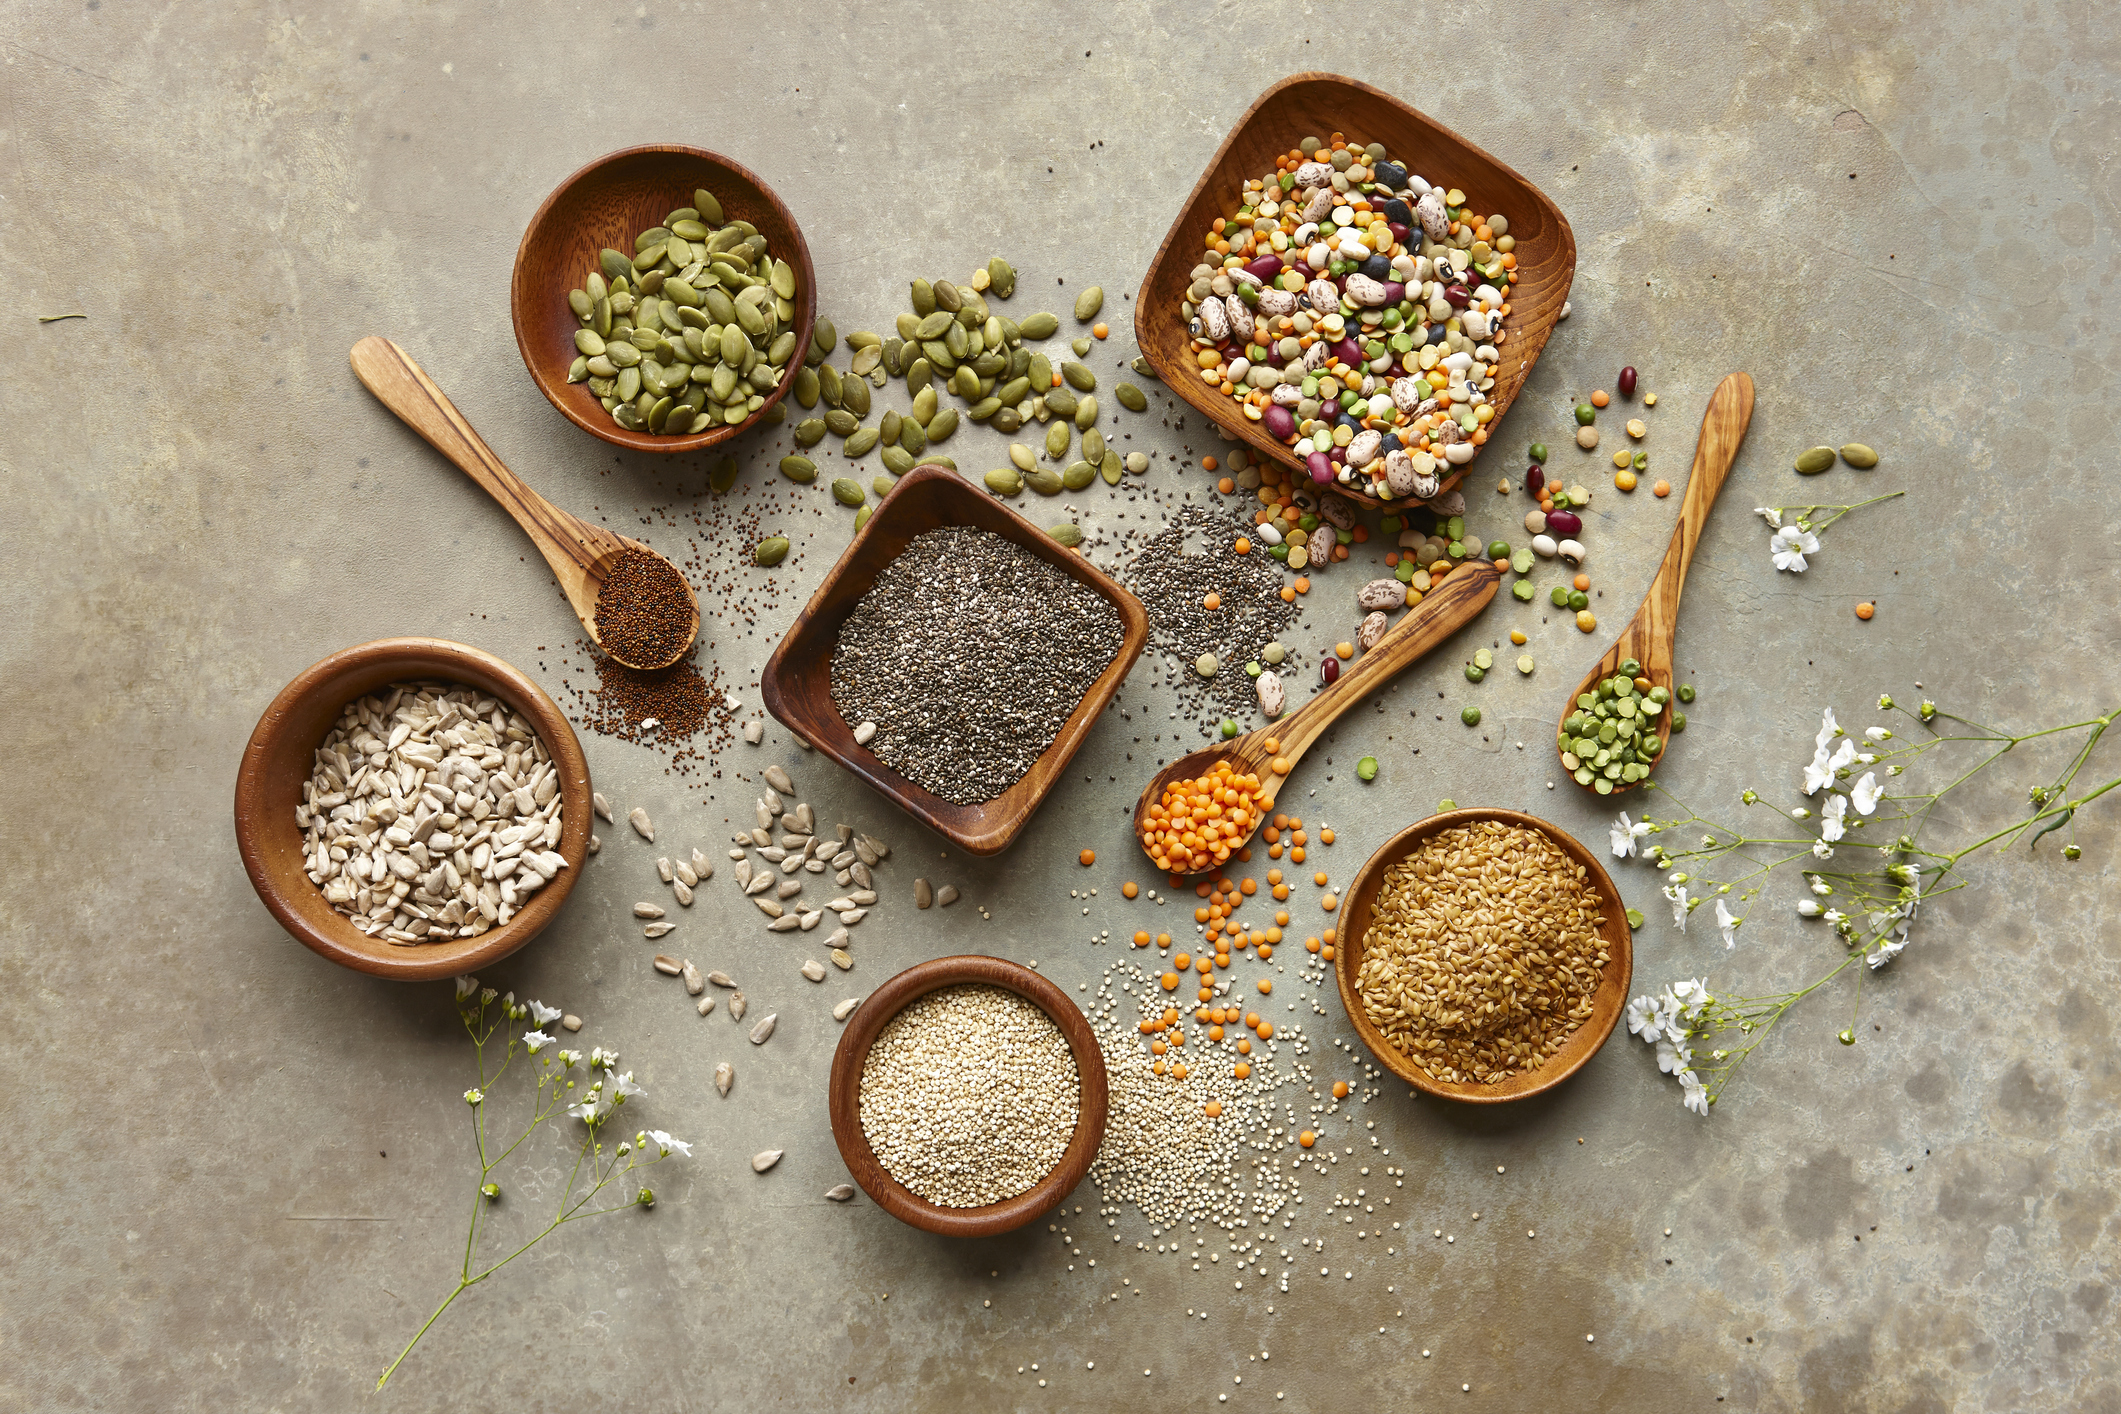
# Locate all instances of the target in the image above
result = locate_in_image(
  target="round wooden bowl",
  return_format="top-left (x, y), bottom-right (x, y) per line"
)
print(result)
top-left (828, 955), bottom-right (1110, 1237)
top-left (510, 143), bottom-right (816, 454)
top-left (1332, 808), bottom-right (1632, 1103)
top-left (233, 638), bottom-right (594, 981)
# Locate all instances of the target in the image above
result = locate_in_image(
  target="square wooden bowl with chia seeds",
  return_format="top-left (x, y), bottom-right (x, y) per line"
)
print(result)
top-left (761, 463), bottom-right (1148, 856)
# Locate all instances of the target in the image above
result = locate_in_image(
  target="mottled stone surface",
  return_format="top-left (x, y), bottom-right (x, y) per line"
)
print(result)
top-left (2, 2), bottom-right (2115, 1410)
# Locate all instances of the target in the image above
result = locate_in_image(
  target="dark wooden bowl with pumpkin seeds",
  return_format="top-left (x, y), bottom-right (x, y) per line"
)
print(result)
top-left (511, 143), bottom-right (817, 454)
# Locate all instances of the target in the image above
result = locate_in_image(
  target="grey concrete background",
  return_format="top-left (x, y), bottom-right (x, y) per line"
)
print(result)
top-left (3, 1), bottom-right (2116, 1409)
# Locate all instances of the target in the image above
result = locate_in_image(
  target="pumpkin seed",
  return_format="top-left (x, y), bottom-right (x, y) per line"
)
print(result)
top-left (895, 312), bottom-right (921, 342)
top-left (755, 536), bottom-right (790, 566)
top-left (872, 476), bottom-right (895, 498)
top-left (1045, 386), bottom-right (1078, 420)
top-left (842, 376), bottom-right (871, 418)
top-left (1062, 460), bottom-right (1096, 491)
top-left (922, 339), bottom-right (956, 372)
top-left (914, 311), bottom-right (953, 341)
top-left (600, 248), bottom-right (632, 284)
top-left (780, 455), bottom-right (817, 483)
top-left (1073, 285), bottom-right (1103, 321)
top-left (1019, 311), bottom-right (1059, 340)
top-left (811, 317), bottom-right (837, 355)
top-left (792, 365), bottom-right (818, 408)
top-left (996, 376), bottom-right (1032, 407)
top-left (854, 505), bottom-right (872, 530)
top-left (881, 445), bottom-right (916, 475)
top-left (831, 477), bottom-right (865, 507)
top-left (825, 408), bottom-right (860, 436)
top-left (844, 425), bottom-right (880, 457)
top-left (770, 262), bottom-right (796, 299)
top-left (850, 344), bottom-right (882, 377)
top-left (1026, 468), bottom-right (1063, 495)
top-left (933, 279), bottom-right (963, 313)
top-left (967, 396), bottom-right (1003, 421)
top-left (1049, 522), bottom-right (1084, 548)
top-left (709, 456), bottom-right (740, 493)
top-left (899, 419), bottom-right (927, 456)
top-left (1131, 354), bottom-right (1159, 380)
top-left (910, 279), bottom-right (936, 316)
top-left (616, 366), bottom-right (641, 401)
top-left (1100, 449), bottom-right (1123, 484)
top-left (1074, 394), bottom-right (1098, 430)
top-left (905, 358), bottom-right (933, 396)
top-left (985, 468), bottom-right (1023, 495)
top-left (566, 355), bottom-right (590, 383)
top-left (1009, 443), bottom-right (1038, 473)
top-left (693, 188), bottom-right (723, 223)
top-left (948, 366), bottom-right (981, 399)
top-left (992, 407), bottom-right (1023, 433)
top-left (1071, 336), bottom-right (1092, 357)
top-left (819, 363), bottom-right (843, 408)
top-left (927, 408), bottom-right (959, 442)
top-left (1062, 361), bottom-right (1096, 392)
top-left (1045, 421), bottom-right (1072, 460)
top-left (1116, 381), bottom-right (1148, 412)
top-left (1082, 428), bottom-right (1106, 466)
top-left (1839, 442), bottom-right (1879, 469)
top-left (1794, 446), bottom-right (1836, 474)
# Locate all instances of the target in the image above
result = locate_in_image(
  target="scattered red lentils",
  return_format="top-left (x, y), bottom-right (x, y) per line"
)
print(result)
top-left (1856, 601), bottom-right (1876, 620)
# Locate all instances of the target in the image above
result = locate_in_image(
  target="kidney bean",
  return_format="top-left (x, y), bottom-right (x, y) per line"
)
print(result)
top-left (1545, 509), bottom-right (1583, 536)
top-left (1319, 657), bottom-right (1340, 684)
top-left (1618, 366), bottom-right (1638, 398)
top-left (1382, 281), bottom-right (1405, 305)
top-left (1444, 284), bottom-right (1472, 308)
top-left (1246, 254), bottom-right (1286, 283)
top-left (1305, 450), bottom-right (1333, 483)
top-left (1333, 337), bottom-right (1365, 365)
top-left (1263, 405), bottom-right (1296, 440)
top-left (1525, 466), bottom-right (1545, 495)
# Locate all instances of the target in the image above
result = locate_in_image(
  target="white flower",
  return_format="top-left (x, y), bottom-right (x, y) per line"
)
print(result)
top-left (1820, 793), bottom-right (1848, 842)
top-left (1824, 909), bottom-right (1846, 925)
top-left (1714, 898), bottom-right (1739, 950)
top-left (1626, 995), bottom-right (1666, 1041)
top-left (610, 1070), bottom-right (643, 1101)
top-left (648, 1129), bottom-right (693, 1159)
top-left (1807, 874), bottom-right (1832, 895)
top-left (567, 1094), bottom-right (605, 1123)
top-left (522, 1030), bottom-right (553, 1053)
top-left (558, 1049), bottom-right (582, 1068)
top-left (1610, 812), bottom-right (1651, 859)
top-left (1812, 839), bottom-right (1834, 859)
top-left (481, 987), bottom-right (497, 1003)
top-left (1771, 525), bottom-right (1821, 572)
top-left (528, 1000), bottom-right (563, 1026)
top-left (1656, 1037), bottom-right (1692, 1074)
top-left (454, 975), bottom-right (479, 999)
top-left (1868, 936), bottom-right (1906, 970)
top-left (1865, 727), bottom-right (1892, 742)
top-left (1653, 992), bottom-right (1682, 1037)
top-left (589, 1046), bottom-right (619, 1071)
top-left (1804, 738), bottom-right (1857, 796)
top-left (1851, 773), bottom-right (1882, 816)
top-left (464, 1088), bottom-right (483, 1106)
top-left (1668, 978), bottom-right (1711, 1020)
top-left (1797, 898), bottom-right (1823, 917)
top-left (1679, 1070), bottom-right (1711, 1116)
top-left (1816, 709), bottom-right (1840, 751)
top-left (1755, 506), bottom-right (1782, 528)
top-left (1663, 883), bottom-right (1690, 930)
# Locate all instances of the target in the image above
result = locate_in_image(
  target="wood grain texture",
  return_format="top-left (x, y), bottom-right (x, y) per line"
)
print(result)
top-left (759, 464), bottom-right (1149, 857)
top-left (1133, 72), bottom-right (1577, 513)
top-left (826, 955), bottom-right (1110, 1237)
top-left (1131, 559), bottom-right (1502, 871)
top-left (232, 637), bottom-right (593, 981)
top-left (1560, 372), bottom-right (1755, 795)
top-left (509, 144), bottom-right (815, 454)
top-left (350, 336), bottom-right (699, 670)
top-left (1332, 808), bottom-right (1633, 1104)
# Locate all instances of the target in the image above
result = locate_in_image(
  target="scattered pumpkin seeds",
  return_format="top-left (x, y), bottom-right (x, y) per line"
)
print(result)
top-left (1794, 446), bottom-right (1837, 474)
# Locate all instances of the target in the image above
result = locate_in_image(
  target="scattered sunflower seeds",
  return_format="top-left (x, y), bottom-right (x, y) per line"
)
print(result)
top-left (833, 997), bottom-right (862, 1021)
top-left (825, 1183), bottom-right (858, 1202)
top-left (750, 1013), bottom-right (778, 1044)
top-left (715, 1062), bottom-right (734, 1096)
top-left (628, 807), bottom-right (654, 841)
top-left (752, 1149), bottom-right (784, 1173)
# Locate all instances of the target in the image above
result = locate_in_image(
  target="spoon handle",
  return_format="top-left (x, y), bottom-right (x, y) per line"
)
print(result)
top-left (349, 336), bottom-right (611, 606)
top-left (1639, 372), bottom-right (1755, 645)
top-left (1252, 560), bottom-right (1503, 796)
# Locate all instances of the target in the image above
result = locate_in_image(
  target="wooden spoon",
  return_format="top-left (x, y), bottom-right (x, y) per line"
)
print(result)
top-left (1557, 371), bottom-right (1755, 795)
top-left (1132, 559), bottom-right (1503, 874)
top-left (349, 336), bottom-right (699, 671)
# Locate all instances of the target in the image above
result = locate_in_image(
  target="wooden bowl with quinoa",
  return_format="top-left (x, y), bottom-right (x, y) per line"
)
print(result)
top-left (1332, 808), bottom-right (1631, 1103)
top-left (827, 955), bottom-right (1109, 1237)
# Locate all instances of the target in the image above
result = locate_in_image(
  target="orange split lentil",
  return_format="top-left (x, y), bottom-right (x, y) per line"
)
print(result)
top-left (1079, 848), bottom-right (1096, 866)
top-left (1140, 758), bottom-right (1267, 874)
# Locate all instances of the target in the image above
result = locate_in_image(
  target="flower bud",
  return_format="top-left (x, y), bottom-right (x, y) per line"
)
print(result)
top-left (1837, 1029), bottom-right (1856, 1046)
top-left (636, 1188), bottom-right (656, 1209)
top-left (463, 1088), bottom-right (483, 1106)
top-left (2064, 844), bottom-right (2083, 861)
top-left (481, 1183), bottom-right (500, 1202)
top-left (1741, 790), bottom-right (1759, 805)
top-left (1918, 700), bottom-right (1936, 722)
top-left (1877, 694), bottom-right (1895, 710)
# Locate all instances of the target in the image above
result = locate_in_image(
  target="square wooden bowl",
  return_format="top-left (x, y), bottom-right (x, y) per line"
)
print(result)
top-left (1333, 808), bottom-right (1632, 1102)
top-left (760, 464), bottom-right (1148, 857)
top-left (510, 143), bottom-right (815, 454)
top-left (1133, 72), bottom-right (1577, 509)
top-left (233, 638), bottom-right (594, 981)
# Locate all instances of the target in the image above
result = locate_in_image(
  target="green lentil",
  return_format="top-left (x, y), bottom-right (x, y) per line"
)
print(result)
top-left (1356, 756), bottom-right (1379, 782)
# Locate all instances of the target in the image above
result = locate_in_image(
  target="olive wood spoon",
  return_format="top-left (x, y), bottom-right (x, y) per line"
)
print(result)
top-left (1558, 370), bottom-right (1754, 795)
top-left (349, 335), bottom-right (699, 670)
top-left (1133, 559), bottom-right (1502, 874)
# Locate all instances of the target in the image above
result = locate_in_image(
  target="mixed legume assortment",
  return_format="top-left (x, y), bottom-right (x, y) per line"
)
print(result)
top-left (564, 187), bottom-right (801, 435)
top-left (1180, 133), bottom-right (1520, 502)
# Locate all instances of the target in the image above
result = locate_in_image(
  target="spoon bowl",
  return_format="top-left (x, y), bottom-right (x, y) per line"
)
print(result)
top-left (350, 336), bottom-right (699, 670)
top-left (1558, 372), bottom-right (1753, 795)
top-left (1133, 560), bottom-right (1502, 873)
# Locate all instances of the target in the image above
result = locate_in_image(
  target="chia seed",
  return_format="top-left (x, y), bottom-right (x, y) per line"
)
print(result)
top-left (1123, 504), bottom-right (1299, 728)
top-left (829, 527), bottom-right (1124, 805)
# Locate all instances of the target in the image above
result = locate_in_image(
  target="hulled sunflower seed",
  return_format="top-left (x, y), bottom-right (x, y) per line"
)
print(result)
top-left (656, 856), bottom-right (674, 883)
top-left (645, 921), bottom-right (676, 938)
top-left (593, 792), bottom-right (614, 822)
top-left (799, 910), bottom-right (822, 930)
top-left (588, 834), bottom-right (601, 855)
top-left (833, 997), bottom-right (862, 1021)
top-left (682, 961), bottom-right (705, 995)
top-left (715, 1062), bottom-right (734, 1096)
top-left (801, 959), bottom-right (826, 982)
top-left (750, 1014), bottom-right (777, 1045)
top-left (937, 885), bottom-right (960, 907)
top-left (764, 765), bottom-right (794, 792)
top-left (755, 897), bottom-right (784, 919)
top-left (628, 807), bottom-right (654, 841)
top-left (752, 1149), bottom-right (783, 1173)
top-left (730, 991), bottom-right (747, 1020)
top-left (696, 994), bottom-right (716, 1016)
top-left (915, 878), bottom-right (934, 908)
top-left (768, 914), bottom-right (802, 932)
top-left (673, 880), bottom-right (693, 906)
top-left (831, 948), bottom-right (853, 971)
top-left (652, 955), bottom-right (683, 976)
top-left (708, 970), bottom-right (735, 987)
top-left (635, 902), bottom-right (666, 919)
top-left (675, 860), bottom-right (698, 888)
top-left (825, 1183), bottom-right (857, 1202)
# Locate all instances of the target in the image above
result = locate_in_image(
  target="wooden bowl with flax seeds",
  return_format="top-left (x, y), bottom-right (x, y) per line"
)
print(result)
top-left (1332, 808), bottom-right (1631, 1103)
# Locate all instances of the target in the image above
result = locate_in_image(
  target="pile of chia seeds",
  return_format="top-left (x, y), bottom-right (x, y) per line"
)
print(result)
top-left (829, 526), bottom-right (1125, 805)
top-left (1122, 504), bottom-right (1301, 726)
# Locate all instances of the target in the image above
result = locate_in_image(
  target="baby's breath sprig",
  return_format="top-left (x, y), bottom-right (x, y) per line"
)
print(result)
top-left (1753, 491), bottom-right (1905, 572)
top-left (377, 979), bottom-right (692, 1389)
top-left (1611, 695), bottom-right (2117, 1115)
